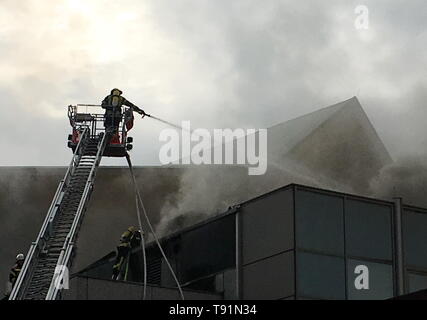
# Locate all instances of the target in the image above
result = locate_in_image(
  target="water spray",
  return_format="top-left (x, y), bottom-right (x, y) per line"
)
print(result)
top-left (144, 113), bottom-right (195, 135)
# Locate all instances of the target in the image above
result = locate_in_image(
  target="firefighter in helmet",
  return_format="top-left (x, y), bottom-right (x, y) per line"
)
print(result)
top-left (112, 226), bottom-right (143, 281)
top-left (101, 88), bottom-right (146, 134)
top-left (4, 253), bottom-right (25, 299)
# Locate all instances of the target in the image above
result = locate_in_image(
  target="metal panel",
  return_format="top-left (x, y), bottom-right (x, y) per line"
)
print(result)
top-left (242, 251), bottom-right (295, 300)
top-left (64, 276), bottom-right (221, 300)
top-left (151, 286), bottom-right (182, 300)
top-left (87, 278), bottom-right (145, 300)
top-left (61, 277), bottom-right (88, 300)
top-left (224, 269), bottom-right (237, 300)
top-left (393, 198), bottom-right (405, 296)
top-left (241, 188), bottom-right (294, 265)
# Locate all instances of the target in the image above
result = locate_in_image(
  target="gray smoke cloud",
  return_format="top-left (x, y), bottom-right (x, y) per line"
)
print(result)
top-left (370, 155), bottom-right (427, 208)
top-left (155, 159), bottom-right (355, 236)
top-left (1, 0), bottom-right (427, 166)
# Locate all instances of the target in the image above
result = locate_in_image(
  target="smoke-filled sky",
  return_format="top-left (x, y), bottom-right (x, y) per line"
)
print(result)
top-left (1, 0), bottom-right (426, 166)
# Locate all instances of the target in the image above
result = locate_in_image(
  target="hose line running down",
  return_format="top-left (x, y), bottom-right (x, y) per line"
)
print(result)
top-left (126, 153), bottom-right (185, 300)
top-left (135, 194), bottom-right (147, 300)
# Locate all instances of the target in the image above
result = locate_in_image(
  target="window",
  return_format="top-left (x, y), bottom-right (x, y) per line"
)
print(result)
top-left (296, 252), bottom-right (345, 299)
top-left (179, 215), bottom-right (236, 283)
top-left (242, 188), bottom-right (294, 264)
top-left (295, 190), bottom-right (344, 255)
top-left (243, 252), bottom-right (294, 300)
top-left (345, 199), bottom-right (392, 260)
top-left (403, 210), bottom-right (427, 269)
top-left (347, 259), bottom-right (393, 300)
top-left (408, 272), bottom-right (427, 294)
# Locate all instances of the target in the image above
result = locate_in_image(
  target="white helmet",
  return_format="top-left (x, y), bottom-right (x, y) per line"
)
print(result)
top-left (16, 253), bottom-right (24, 261)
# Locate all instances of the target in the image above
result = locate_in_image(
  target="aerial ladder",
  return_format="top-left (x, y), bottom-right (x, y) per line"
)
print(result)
top-left (9, 105), bottom-right (135, 300)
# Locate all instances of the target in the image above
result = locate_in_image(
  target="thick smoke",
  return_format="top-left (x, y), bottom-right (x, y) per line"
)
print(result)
top-left (154, 157), bottom-right (354, 236)
top-left (154, 99), bottom-right (391, 235)
top-left (155, 152), bottom-right (427, 238)
top-left (369, 155), bottom-right (427, 208)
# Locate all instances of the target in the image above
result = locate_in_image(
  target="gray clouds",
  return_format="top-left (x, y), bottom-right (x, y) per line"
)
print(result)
top-left (0, 0), bottom-right (426, 165)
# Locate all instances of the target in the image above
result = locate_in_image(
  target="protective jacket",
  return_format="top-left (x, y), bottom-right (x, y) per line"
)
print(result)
top-left (112, 229), bottom-right (142, 280)
top-left (9, 263), bottom-right (22, 286)
top-left (101, 94), bottom-right (144, 115)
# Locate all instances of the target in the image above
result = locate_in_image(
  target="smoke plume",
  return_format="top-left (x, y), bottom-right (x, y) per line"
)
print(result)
top-left (369, 155), bottom-right (427, 208)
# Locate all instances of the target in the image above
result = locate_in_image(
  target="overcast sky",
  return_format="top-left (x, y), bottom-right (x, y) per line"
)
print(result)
top-left (0, 0), bottom-right (426, 166)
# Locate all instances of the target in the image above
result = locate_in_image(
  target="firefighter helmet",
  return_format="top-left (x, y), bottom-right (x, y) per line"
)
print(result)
top-left (111, 88), bottom-right (123, 96)
top-left (128, 226), bottom-right (137, 233)
top-left (16, 253), bottom-right (24, 261)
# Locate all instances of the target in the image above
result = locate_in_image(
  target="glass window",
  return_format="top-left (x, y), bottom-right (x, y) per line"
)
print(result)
top-left (403, 210), bottom-right (427, 269)
top-left (179, 214), bottom-right (236, 283)
top-left (408, 272), bottom-right (427, 294)
top-left (297, 252), bottom-right (345, 300)
top-left (345, 199), bottom-right (393, 260)
top-left (347, 259), bottom-right (393, 300)
top-left (243, 251), bottom-right (295, 300)
top-left (242, 188), bottom-right (294, 264)
top-left (186, 270), bottom-right (236, 298)
top-left (296, 190), bottom-right (344, 255)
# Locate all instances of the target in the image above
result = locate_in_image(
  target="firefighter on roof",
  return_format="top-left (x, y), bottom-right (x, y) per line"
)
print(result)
top-left (112, 226), bottom-right (143, 281)
top-left (4, 254), bottom-right (24, 299)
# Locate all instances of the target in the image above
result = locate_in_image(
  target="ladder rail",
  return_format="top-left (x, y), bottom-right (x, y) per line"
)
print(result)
top-left (9, 128), bottom-right (90, 300)
top-left (45, 132), bottom-right (109, 300)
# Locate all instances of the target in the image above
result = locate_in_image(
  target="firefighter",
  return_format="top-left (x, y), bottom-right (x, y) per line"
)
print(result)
top-left (101, 88), bottom-right (146, 134)
top-left (4, 253), bottom-right (25, 300)
top-left (112, 226), bottom-right (142, 280)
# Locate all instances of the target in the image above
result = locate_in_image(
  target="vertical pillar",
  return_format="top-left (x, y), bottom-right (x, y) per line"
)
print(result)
top-left (393, 197), bottom-right (405, 296)
top-left (235, 209), bottom-right (243, 299)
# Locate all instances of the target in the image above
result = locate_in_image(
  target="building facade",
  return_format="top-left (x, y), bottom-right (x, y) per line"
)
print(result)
top-left (74, 184), bottom-right (427, 300)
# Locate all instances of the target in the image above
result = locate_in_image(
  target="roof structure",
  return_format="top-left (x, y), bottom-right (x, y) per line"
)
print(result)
top-left (268, 96), bottom-right (392, 192)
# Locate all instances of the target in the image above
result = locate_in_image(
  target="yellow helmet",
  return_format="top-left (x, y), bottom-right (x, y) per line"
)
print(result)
top-left (128, 226), bottom-right (137, 233)
top-left (111, 88), bottom-right (123, 96)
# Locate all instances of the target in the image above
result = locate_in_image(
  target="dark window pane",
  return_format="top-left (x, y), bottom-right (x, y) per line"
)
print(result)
top-left (345, 200), bottom-right (393, 260)
top-left (183, 270), bottom-right (236, 299)
top-left (403, 210), bottom-right (427, 269)
top-left (297, 252), bottom-right (345, 299)
top-left (179, 214), bottom-right (236, 283)
top-left (347, 259), bottom-right (393, 300)
top-left (242, 188), bottom-right (294, 264)
top-left (243, 251), bottom-right (295, 300)
top-left (408, 272), bottom-right (427, 294)
top-left (296, 190), bottom-right (344, 255)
